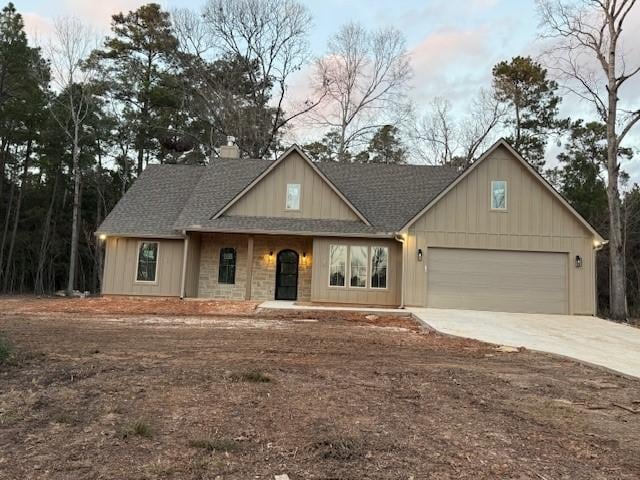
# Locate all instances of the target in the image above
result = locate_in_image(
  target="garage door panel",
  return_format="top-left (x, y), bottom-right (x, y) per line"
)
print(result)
top-left (427, 248), bottom-right (568, 314)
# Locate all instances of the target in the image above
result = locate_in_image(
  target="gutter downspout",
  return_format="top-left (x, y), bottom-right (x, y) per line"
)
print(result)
top-left (394, 233), bottom-right (406, 309)
top-left (180, 232), bottom-right (189, 300)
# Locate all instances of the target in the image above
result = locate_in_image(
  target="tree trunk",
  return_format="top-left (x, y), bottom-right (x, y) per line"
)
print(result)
top-left (66, 130), bottom-right (82, 296)
top-left (35, 165), bottom-right (60, 295)
top-left (0, 166), bottom-right (15, 286)
top-left (3, 137), bottom-right (32, 292)
top-left (606, 25), bottom-right (627, 321)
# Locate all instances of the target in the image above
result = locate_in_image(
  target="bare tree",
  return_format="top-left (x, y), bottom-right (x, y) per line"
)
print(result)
top-left (538, 0), bottom-right (640, 321)
top-left (177, 0), bottom-right (321, 158)
top-left (411, 91), bottom-right (504, 167)
top-left (47, 17), bottom-right (97, 296)
top-left (311, 23), bottom-right (412, 160)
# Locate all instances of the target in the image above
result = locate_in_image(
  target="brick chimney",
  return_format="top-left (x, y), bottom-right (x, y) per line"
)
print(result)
top-left (219, 136), bottom-right (240, 159)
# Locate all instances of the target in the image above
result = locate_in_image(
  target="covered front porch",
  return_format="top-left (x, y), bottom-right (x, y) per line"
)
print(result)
top-left (184, 233), bottom-right (313, 302)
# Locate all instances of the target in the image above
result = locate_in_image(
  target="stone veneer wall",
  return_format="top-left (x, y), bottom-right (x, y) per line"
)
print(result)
top-left (198, 233), bottom-right (313, 302)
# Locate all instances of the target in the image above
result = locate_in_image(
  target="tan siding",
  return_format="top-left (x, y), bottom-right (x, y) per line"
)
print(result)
top-left (226, 151), bottom-right (359, 220)
top-left (405, 145), bottom-right (596, 315)
top-left (311, 237), bottom-right (402, 306)
top-left (102, 237), bottom-right (183, 296)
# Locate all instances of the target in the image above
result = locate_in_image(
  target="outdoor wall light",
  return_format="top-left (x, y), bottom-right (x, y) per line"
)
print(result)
top-left (269, 250), bottom-right (274, 257)
top-left (417, 248), bottom-right (423, 261)
top-left (98, 234), bottom-right (107, 241)
top-left (575, 255), bottom-right (583, 268)
top-left (302, 252), bottom-right (307, 258)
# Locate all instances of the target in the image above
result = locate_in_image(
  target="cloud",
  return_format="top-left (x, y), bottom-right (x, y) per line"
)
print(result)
top-left (23, 12), bottom-right (54, 44)
top-left (409, 27), bottom-right (492, 105)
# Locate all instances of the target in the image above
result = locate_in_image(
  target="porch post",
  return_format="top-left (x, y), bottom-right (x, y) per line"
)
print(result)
top-left (245, 235), bottom-right (254, 300)
top-left (180, 234), bottom-right (189, 299)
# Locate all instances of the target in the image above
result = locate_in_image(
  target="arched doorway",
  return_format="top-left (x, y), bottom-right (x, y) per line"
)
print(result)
top-left (275, 250), bottom-right (299, 300)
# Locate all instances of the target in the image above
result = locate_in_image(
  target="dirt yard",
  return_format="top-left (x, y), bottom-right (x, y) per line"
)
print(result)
top-left (1, 299), bottom-right (639, 479)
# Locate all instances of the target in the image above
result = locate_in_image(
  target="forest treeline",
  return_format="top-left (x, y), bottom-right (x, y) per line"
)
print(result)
top-left (0, 1), bottom-right (638, 319)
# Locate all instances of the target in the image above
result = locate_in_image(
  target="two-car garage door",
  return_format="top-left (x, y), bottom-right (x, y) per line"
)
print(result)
top-left (427, 248), bottom-right (569, 314)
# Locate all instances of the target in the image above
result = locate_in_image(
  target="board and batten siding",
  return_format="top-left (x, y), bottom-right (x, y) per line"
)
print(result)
top-left (311, 237), bottom-right (402, 306)
top-left (226, 151), bottom-right (360, 221)
top-left (404, 144), bottom-right (597, 315)
top-left (102, 237), bottom-right (184, 296)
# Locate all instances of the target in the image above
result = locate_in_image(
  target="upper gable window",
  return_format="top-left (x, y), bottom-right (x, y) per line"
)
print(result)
top-left (286, 183), bottom-right (301, 210)
top-left (491, 181), bottom-right (507, 210)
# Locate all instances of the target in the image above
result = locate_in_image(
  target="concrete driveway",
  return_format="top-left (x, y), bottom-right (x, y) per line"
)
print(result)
top-left (410, 308), bottom-right (640, 378)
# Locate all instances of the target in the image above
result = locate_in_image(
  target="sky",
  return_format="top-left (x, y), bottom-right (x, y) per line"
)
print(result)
top-left (16, 0), bottom-right (640, 183)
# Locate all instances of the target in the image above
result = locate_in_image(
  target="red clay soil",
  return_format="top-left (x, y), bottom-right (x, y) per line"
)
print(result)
top-left (0, 308), bottom-right (639, 479)
top-left (0, 295), bottom-right (416, 330)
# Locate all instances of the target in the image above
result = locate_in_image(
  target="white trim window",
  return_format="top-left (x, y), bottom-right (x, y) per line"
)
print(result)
top-left (370, 246), bottom-right (388, 289)
top-left (349, 246), bottom-right (368, 288)
top-left (491, 180), bottom-right (507, 210)
top-left (328, 244), bottom-right (347, 287)
top-left (286, 183), bottom-right (301, 210)
top-left (136, 241), bottom-right (159, 282)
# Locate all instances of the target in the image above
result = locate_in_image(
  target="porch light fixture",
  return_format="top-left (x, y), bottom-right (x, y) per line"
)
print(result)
top-left (98, 234), bottom-right (107, 241)
top-left (575, 255), bottom-right (582, 268)
top-left (269, 250), bottom-right (274, 257)
top-left (417, 248), bottom-right (423, 261)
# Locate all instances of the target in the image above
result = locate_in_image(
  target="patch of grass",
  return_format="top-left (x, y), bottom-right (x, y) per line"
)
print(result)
top-left (53, 413), bottom-right (75, 424)
top-left (0, 333), bottom-right (12, 365)
top-left (230, 370), bottom-right (272, 383)
top-left (121, 420), bottom-right (152, 439)
top-left (311, 435), bottom-right (365, 461)
top-left (189, 437), bottom-right (239, 452)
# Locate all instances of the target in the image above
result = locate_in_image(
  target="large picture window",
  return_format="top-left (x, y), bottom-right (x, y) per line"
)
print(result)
top-left (136, 242), bottom-right (158, 282)
top-left (491, 180), bottom-right (507, 210)
top-left (370, 246), bottom-right (388, 289)
top-left (218, 247), bottom-right (237, 284)
top-left (349, 246), bottom-right (368, 288)
top-left (329, 244), bottom-right (347, 286)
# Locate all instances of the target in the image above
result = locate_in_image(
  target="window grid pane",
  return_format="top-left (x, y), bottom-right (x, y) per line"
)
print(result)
top-left (137, 242), bottom-right (158, 282)
top-left (329, 245), bottom-right (347, 286)
top-left (218, 247), bottom-right (236, 284)
top-left (349, 246), bottom-right (368, 288)
top-left (371, 247), bottom-right (388, 289)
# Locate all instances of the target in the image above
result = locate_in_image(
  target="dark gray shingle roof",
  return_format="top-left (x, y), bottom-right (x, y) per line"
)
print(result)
top-left (97, 156), bottom-right (460, 237)
top-left (194, 216), bottom-right (383, 235)
top-left (317, 162), bottom-right (460, 231)
top-left (97, 164), bottom-right (205, 236)
top-left (173, 158), bottom-right (271, 229)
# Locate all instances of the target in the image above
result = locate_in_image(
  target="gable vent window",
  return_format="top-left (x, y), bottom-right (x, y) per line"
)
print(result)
top-left (286, 183), bottom-right (301, 210)
top-left (491, 180), bottom-right (507, 210)
top-left (136, 242), bottom-right (158, 282)
top-left (218, 247), bottom-right (237, 284)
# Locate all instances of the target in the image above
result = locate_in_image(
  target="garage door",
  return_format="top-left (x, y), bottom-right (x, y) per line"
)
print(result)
top-left (427, 248), bottom-right (568, 314)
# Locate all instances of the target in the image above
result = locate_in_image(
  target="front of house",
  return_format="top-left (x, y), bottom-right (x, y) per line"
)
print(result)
top-left (96, 139), bottom-right (605, 315)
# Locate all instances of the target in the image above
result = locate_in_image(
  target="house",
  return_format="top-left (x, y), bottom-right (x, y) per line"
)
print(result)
top-left (96, 139), bottom-right (605, 315)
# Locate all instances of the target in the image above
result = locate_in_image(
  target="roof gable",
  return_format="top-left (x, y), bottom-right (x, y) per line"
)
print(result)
top-left (401, 139), bottom-right (605, 241)
top-left (213, 145), bottom-right (372, 225)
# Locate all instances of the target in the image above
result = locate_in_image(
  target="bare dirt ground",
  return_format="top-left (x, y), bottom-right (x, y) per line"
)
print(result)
top-left (1, 299), bottom-right (639, 479)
